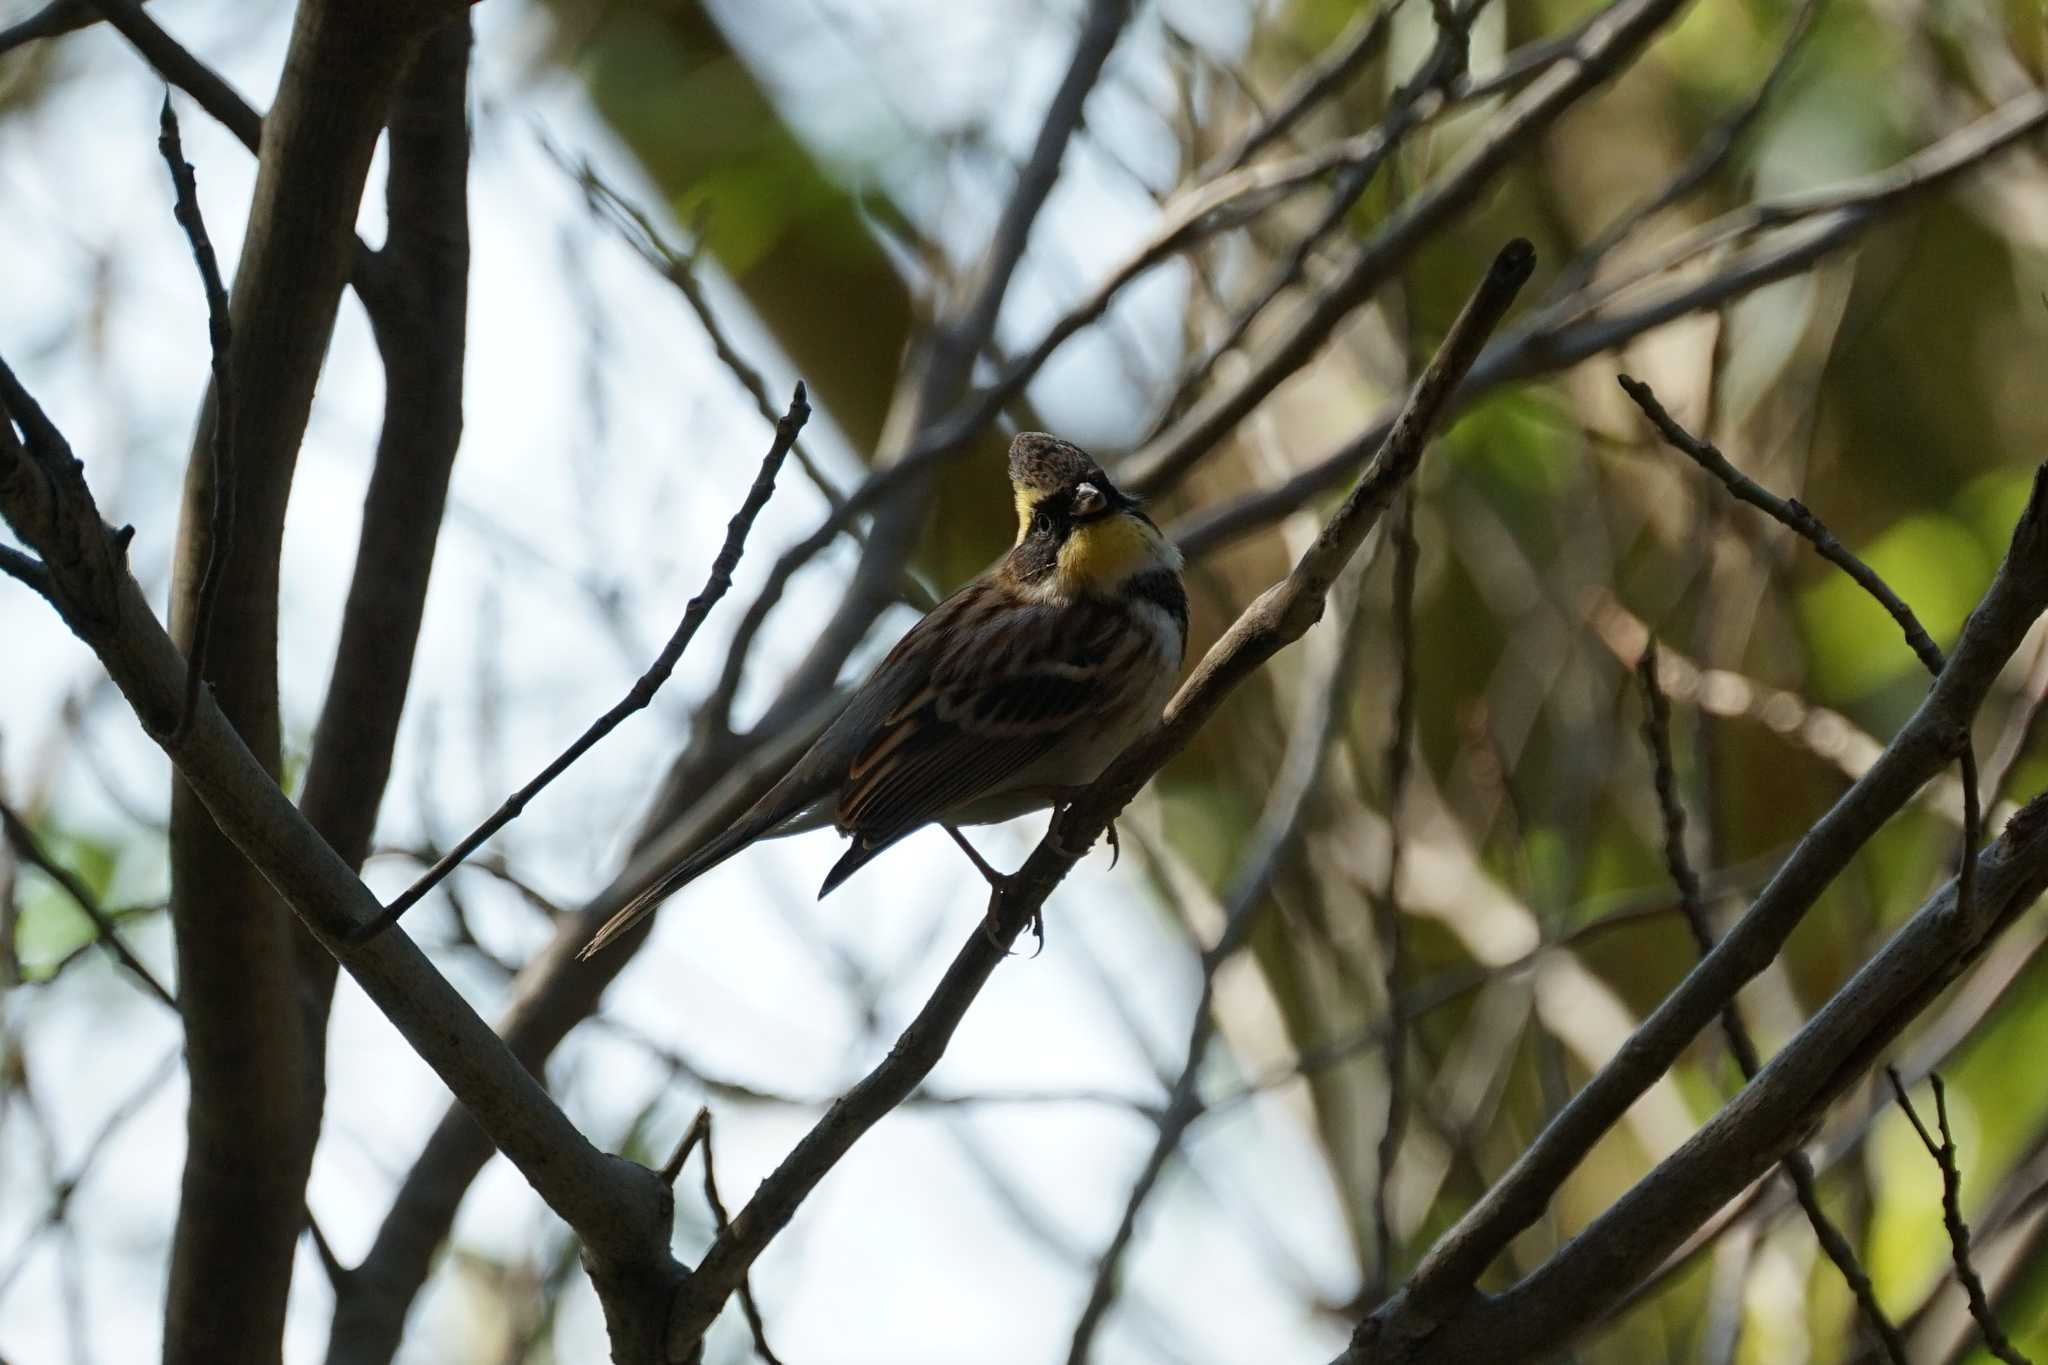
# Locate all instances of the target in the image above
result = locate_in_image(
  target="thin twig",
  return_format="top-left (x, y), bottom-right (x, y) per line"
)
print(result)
top-left (1547, 0), bottom-right (1825, 300)
top-left (1176, 90), bottom-right (2048, 559)
top-left (659, 1106), bottom-right (711, 1186)
top-left (1621, 374), bottom-right (1981, 951)
top-left (1637, 641), bottom-right (1909, 1362)
top-left (1887, 1068), bottom-right (2034, 1365)
top-left (1209, 0), bottom-right (1407, 172)
top-left (1370, 491), bottom-right (1420, 1303)
top-left (0, 545), bottom-right (55, 605)
top-left (662, 1107), bottom-right (783, 1365)
top-left (1621, 379), bottom-right (1941, 670)
top-left (694, 1111), bottom-right (784, 1365)
top-left (543, 137), bottom-right (849, 521)
top-left (0, 799), bottom-right (176, 1009)
top-left (353, 383), bottom-right (810, 941)
top-left (156, 96), bottom-right (236, 737)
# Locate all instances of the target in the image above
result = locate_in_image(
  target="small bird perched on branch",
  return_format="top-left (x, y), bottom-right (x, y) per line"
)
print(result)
top-left (579, 432), bottom-right (1188, 959)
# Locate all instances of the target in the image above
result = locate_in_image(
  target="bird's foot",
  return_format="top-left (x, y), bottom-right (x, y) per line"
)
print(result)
top-left (944, 824), bottom-right (1006, 890)
top-left (977, 876), bottom-right (1044, 959)
top-left (1046, 807), bottom-right (1119, 871)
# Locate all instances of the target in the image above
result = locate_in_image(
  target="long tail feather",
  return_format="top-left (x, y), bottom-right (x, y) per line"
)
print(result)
top-left (816, 827), bottom-right (914, 899)
top-left (577, 824), bottom-right (749, 960)
top-left (575, 880), bottom-right (671, 960)
top-left (578, 770), bottom-right (836, 960)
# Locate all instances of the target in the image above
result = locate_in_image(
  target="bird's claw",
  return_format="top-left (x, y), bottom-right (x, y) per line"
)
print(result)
top-left (979, 879), bottom-right (1044, 958)
top-left (1104, 819), bottom-right (1120, 869)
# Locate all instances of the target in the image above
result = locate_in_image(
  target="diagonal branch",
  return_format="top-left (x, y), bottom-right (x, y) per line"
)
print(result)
top-left (82, 0), bottom-right (262, 151)
top-left (1636, 642), bottom-right (1908, 1363)
top-left (0, 347), bottom-right (693, 1359)
top-left (1623, 372), bottom-right (1983, 963)
top-left (661, 238), bottom-right (1537, 1356)
top-left (1344, 461), bottom-right (2048, 1359)
top-left (356, 383), bottom-right (811, 939)
top-left (1888, 1069), bottom-right (2034, 1365)
top-left (1176, 89), bottom-right (2048, 559)
top-left (1066, 536), bottom-right (1375, 1364)
top-left (0, 799), bottom-right (175, 1009)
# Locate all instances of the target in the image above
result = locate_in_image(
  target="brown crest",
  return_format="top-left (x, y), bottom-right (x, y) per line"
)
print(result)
top-left (1008, 432), bottom-right (1108, 496)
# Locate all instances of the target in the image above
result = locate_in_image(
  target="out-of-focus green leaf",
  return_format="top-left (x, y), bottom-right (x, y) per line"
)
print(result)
top-left (1958, 466), bottom-right (2039, 560)
top-left (13, 822), bottom-right (121, 967)
top-left (1442, 388), bottom-right (1579, 505)
top-left (1797, 513), bottom-right (1991, 699)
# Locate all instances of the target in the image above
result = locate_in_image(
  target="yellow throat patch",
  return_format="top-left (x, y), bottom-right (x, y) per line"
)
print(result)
top-left (1058, 514), bottom-right (1159, 593)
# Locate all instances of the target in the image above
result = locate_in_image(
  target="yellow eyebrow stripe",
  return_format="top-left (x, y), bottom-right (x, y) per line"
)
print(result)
top-left (1014, 488), bottom-right (1038, 542)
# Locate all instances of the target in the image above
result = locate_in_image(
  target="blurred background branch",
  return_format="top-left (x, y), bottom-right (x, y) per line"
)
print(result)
top-left (5, 0), bottom-right (2048, 1362)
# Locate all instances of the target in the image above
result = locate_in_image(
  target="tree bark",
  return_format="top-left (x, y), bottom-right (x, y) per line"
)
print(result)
top-left (160, 4), bottom-right (461, 1361)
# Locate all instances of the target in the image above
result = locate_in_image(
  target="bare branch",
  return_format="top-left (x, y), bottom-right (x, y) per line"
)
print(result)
top-left (1623, 372), bottom-right (1984, 982)
top-left (0, 544), bottom-right (55, 605)
top-left (1620, 377), bottom-right (1943, 672)
top-left (0, 799), bottom-right (175, 1009)
top-left (1067, 536), bottom-right (1375, 1364)
top-left (356, 383), bottom-right (811, 939)
top-left (1208, 0), bottom-right (1405, 172)
top-left (1371, 492), bottom-right (1420, 1304)
top-left (155, 97), bottom-right (236, 736)
top-left (1353, 461), bottom-right (2048, 1354)
top-left (1636, 641), bottom-right (1908, 1363)
top-left (301, 12), bottom-right (472, 881)
top-left (1177, 89), bottom-right (2048, 558)
top-left (0, 335), bottom-right (687, 1359)
top-left (85, 0), bottom-right (262, 152)
top-left (663, 239), bottom-right (1536, 1356)
top-left (1887, 1069), bottom-right (2034, 1365)
top-left (675, 1109), bottom-right (784, 1365)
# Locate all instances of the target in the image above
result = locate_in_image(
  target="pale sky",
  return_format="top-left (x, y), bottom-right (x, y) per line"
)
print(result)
top-left (0, 3), bottom-right (1362, 1361)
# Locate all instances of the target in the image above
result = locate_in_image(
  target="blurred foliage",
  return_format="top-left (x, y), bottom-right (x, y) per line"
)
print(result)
top-left (3, 0), bottom-right (2047, 1358)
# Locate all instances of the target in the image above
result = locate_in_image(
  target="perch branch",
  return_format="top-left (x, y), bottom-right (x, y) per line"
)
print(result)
top-left (661, 238), bottom-right (1536, 1356)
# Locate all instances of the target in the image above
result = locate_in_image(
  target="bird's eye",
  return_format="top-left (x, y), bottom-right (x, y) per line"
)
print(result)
top-left (1031, 509), bottom-right (1053, 538)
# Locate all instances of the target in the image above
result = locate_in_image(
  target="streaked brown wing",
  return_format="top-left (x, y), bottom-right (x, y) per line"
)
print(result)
top-left (835, 595), bottom-right (1136, 842)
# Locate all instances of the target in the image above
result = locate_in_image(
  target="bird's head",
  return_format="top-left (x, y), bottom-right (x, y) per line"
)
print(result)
top-left (1003, 432), bottom-right (1182, 599)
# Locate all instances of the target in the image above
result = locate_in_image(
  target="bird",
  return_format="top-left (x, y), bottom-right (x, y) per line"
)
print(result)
top-left (578, 431), bottom-right (1188, 960)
